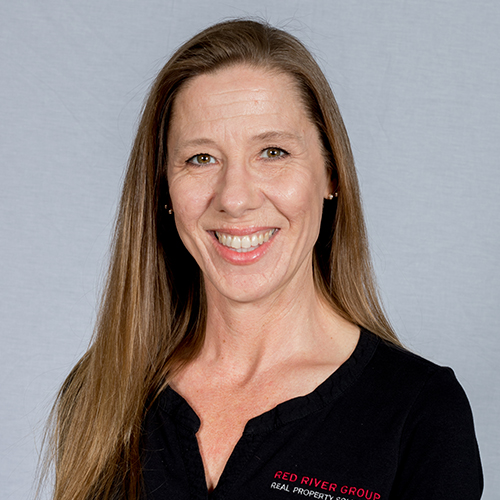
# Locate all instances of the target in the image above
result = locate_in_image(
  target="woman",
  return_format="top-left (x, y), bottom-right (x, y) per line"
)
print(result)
top-left (44, 19), bottom-right (482, 500)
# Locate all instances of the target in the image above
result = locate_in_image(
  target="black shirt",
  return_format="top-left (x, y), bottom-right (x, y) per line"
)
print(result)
top-left (141, 330), bottom-right (483, 499)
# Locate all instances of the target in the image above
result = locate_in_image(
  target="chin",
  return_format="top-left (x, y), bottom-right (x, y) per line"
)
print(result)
top-left (208, 273), bottom-right (284, 304)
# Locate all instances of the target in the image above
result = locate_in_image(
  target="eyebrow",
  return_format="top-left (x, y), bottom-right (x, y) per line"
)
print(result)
top-left (172, 131), bottom-right (302, 155)
top-left (170, 138), bottom-right (217, 158)
top-left (252, 130), bottom-right (302, 143)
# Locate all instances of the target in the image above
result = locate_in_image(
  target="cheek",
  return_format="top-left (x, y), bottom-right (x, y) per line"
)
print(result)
top-left (271, 174), bottom-right (326, 222)
top-left (169, 177), bottom-right (213, 228)
top-left (171, 196), bottom-right (208, 264)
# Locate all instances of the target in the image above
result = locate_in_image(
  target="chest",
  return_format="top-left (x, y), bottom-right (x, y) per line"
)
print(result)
top-left (189, 390), bottom-right (288, 491)
top-left (171, 365), bottom-right (338, 490)
top-left (142, 389), bottom-right (401, 500)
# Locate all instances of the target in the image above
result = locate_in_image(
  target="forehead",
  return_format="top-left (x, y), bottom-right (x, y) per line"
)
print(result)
top-left (169, 64), bottom-right (313, 135)
top-left (178, 64), bottom-right (298, 101)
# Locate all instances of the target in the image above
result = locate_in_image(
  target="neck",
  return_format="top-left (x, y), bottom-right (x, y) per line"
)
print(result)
top-left (199, 266), bottom-right (354, 380)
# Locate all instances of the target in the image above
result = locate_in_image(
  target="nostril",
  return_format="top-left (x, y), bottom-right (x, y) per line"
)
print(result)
top-left (213, 169), bottom-right (262, 217)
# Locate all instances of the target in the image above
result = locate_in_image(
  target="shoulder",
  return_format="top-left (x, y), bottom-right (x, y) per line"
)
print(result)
top-left (373, 337), bottom-right (474, 420)
top-left (361, 334), bottom-right (483, 498)
top-left (338, 331), bottom-right (478, 438)
top-left (355, 332), bottom-right (481, 457)
top-left (364, 333), bottom-right (468, 407)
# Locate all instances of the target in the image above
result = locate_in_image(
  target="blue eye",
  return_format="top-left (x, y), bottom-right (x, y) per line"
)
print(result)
top-left (260, 147), bottom-right (288, 159)
top-left (188, 154), bottom-right (216, 165)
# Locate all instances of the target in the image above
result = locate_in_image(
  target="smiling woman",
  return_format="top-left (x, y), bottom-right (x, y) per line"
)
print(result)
top-left (167, 66), bottom-right (331, 297)
top-left (41, 19), bottom-right (483, 500)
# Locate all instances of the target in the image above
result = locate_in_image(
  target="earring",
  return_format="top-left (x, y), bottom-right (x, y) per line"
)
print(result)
top-left (164, 204), bottom-right (173, 215)
top-left (327, 193), bottom-right (338, 200)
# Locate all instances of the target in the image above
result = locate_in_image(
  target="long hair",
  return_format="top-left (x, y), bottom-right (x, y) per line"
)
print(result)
top-left (41, 19), bottom-right (399, 500)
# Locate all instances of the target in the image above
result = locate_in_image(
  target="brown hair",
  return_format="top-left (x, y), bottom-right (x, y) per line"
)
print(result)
top-left (41, 18), bottom-right (399, 500)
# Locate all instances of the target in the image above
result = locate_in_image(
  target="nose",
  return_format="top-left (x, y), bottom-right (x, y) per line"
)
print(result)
top-left (212, 160), bottom-right (263, 218)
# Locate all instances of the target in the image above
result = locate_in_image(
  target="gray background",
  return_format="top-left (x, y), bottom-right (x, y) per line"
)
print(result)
top-left (1, 0), bottom-right (498, 498)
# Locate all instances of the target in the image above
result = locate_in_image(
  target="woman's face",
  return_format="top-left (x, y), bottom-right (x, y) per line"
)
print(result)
top-left (167, 65), bottom-right (331, 303)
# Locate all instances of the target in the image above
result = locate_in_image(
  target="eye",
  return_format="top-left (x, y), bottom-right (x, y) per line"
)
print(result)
top-left (260, 147), bottom-right (289, 160)
top-left (187, 153), bottom-right (216, 166)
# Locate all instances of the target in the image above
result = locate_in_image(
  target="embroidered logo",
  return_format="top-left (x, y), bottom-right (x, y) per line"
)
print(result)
top-left (271, 470), bottom-right (381, 500)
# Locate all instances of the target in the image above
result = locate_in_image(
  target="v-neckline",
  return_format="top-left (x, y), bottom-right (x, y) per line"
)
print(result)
top-left (157, 330), bottom-right (379, 496)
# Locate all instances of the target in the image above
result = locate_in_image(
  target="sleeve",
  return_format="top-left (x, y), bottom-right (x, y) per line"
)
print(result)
top-left (389, 367), bottom-right (483, 499)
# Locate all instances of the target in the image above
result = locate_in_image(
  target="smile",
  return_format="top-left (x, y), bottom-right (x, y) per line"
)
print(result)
top-left (215, 229), bottom-right (278, 253)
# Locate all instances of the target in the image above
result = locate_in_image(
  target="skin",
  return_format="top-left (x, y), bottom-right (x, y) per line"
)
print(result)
top-left (167, 65), bottom-right (359, 491)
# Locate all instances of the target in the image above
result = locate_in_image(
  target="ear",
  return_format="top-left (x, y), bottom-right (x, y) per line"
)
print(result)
top-left (324, 174), bottom-right (338, 199)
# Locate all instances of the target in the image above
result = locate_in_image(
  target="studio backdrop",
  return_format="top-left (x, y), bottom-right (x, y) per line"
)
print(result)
top-left (1, 1), bottom-right (499, 498)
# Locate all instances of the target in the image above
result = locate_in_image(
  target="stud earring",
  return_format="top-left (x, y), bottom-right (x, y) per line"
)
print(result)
top-left (326, 193), bottom-right (338, 200)
top-left (164, 204), bottom-right (173, 215)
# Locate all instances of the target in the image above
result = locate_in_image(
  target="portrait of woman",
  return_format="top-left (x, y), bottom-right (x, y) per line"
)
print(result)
top-left (5, 1), bottom-right (500, 498)
top-left (38, 19), bottom-right (483, 500)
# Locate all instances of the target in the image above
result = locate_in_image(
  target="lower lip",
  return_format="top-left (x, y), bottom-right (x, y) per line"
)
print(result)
top-left (211, 231), bottom-right (278, 265)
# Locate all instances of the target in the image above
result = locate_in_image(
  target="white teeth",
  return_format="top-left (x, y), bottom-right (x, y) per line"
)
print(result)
top-left (231, 236), bottom-right (241, 249)
top-left (241, 236), bottom-right (251, 249)
top-left (215, 229), bottom-right (277, 252)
